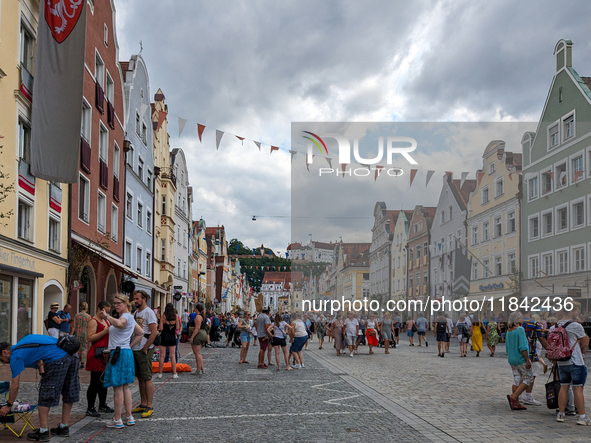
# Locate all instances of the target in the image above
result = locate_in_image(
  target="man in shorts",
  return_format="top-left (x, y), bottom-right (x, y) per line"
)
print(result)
top-left (416, 315), bottom-right (429, 347)
top-left (344, 311), bottom-right (359, 358)
top-left (393, 312), bottom-right (402, 345)
top-left (445, 313), bottom-right (453, 352)
top-left (521, 314), bottom-right (548, 406)
top-left (257, 307), bottom-right (271, 368)
top-left (131, 290), bottom-right (158, 418)
top-left (434, 314), bottom-right (448, 357)
top-left (0, 336), bottom-right (80, 441)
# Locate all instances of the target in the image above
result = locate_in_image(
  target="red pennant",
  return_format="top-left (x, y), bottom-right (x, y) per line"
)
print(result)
top-left (341, 163), bottom-right (347, 178)
top-left (410, 169), bottom-right (418, 187)
top-left (270, 146), bottom-right (280, 154)
top-left (290, 266), bottom-right (292, 270)
top-left (508, 172), bottom-right (513, 181)
top-left (157, 111), bottom-right (167, 130)
top-left (374, 165), bottom-right (383, 181)
top-left (236, 136), bottom-right (245, 144)
top-left (575, 170), bottom-right (583, 181)
top-left (197, 124), bottom-right (206, 142)
top-left (477, 172), bottom-right (485, 186)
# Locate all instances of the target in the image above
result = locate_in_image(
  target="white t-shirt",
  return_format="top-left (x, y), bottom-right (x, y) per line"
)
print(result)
top-left (345, 318), bottom-right (359, 337)
top-left (132, 307), bottom-right (158, 351)
top-left (182, 312), bottom-right (189, 323)
top-left (367, 319), bottom-right (378, 330)
top-left (109, 313), bottom-right (136, 350)
top-left (274, 321), bottom-right (287, 339)
top-left (556, 321), bottom-right (587, 367)
top-left (293, 320), bottom-right (308, 337)
top-left (464, 316), bottom-right (472, 327)
top-left (446, 318), bottom-right (454, 333)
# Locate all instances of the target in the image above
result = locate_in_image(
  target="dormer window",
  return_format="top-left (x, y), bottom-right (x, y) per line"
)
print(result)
top-left (488, 162), bottom-right (495, 174)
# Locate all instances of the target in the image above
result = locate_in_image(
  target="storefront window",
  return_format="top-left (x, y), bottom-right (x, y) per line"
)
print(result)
top-left (0, 275), bottom-right (13, 343)
top-left (17, 278), bottom-right (33, 341)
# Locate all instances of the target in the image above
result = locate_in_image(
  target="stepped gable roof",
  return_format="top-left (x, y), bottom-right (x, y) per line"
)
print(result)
top-left (450, 178), bottom-right (478, 211)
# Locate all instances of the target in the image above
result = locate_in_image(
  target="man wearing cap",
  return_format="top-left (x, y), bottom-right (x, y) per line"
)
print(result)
top-left (47, 302), bottom-right (65, 339)
top-left (256, 307), bottom-right (271, 369)
top-left (0, 336), bottom-right (80, 441)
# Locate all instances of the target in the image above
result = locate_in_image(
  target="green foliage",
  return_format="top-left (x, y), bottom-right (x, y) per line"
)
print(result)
top-left (0, 147), bottom-right (15, 226)
top-left (228, 238), bottom-right (253, 255)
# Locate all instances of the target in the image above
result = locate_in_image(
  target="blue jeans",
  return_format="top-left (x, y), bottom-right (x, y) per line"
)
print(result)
top-left (559, 364), bottom-right (588, 387)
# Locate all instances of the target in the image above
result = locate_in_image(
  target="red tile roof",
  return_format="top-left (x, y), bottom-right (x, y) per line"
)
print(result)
top-left (312, 241), bottom-right (335, 250)
top-left (385, 210), bottom-right (400, 233)
top-left (287, 243), bottom-right (301, 250)
top-left (120, 62), bottom-right (129, 82)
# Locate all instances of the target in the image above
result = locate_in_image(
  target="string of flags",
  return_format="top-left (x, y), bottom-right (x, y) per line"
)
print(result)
top-left (163, 110), bottom-right (520, 186)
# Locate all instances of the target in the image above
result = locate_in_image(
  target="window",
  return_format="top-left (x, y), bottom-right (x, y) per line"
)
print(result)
top-left (441, 210), bottom-right (445, 224)
top-left (135, 112), bottom-right (141, 136)
top-left (162, 196), bottom-right (166, 215)
top-left (563, 114), bottom-right (575, 141)
top-left (472, 226), bottom-right (478, 245)
top-left (543, 253), bottom-right (553, 276)
top-left (106, 73), bottom-right (114, 102)
top-left (508, 211), bottom-right (516, 233)
top-left (557, 250), bottom-right (568, 274)
top-left (508, 253), bottom-right (516, 273)
top-left (16, 197), bottom-right (32, 241)
top-left (483, 259), bottom-right (490, 278)
top-left (136, 247), bottom-right (142, 274)
top-left (559, 87), bottom-right (563, 102)
top-left (146, 252), bottom-right (151, 277)
top-left (472, 262), bottom-right (479, 280)
top-left (556, 162), bottom-right (567, 188)
top-left (104, 24), bottom-right (108, 47)
top-left (495, 256), bottom-right (502, 276)
top-left (542, 171), bottom-right (553, 194)
top-left (18, 117), bottom-right (31, 163)
top-left (81, 101), bottom-right (91, 142)
top-left (557, 207), bottom-right (568, 232)
top-left (137, 202), bottom-right (143, 228)
top-left (494, 217), bottom-right (502, 238)
top-left (483, 221), bottom-right (490, 242)
top-left (141, 122), bottom-right (147, 145)
top-left (177, 259), bottom-right (181, 277)
top-left (573, 201), bottom-right (584, 228)
top-left (113, 143), bottom-right (120, 178)
top-left (97, 192), bottom-right (106, 233)
top-left (147, 211), bottom-right (152, 235)
top-left (528, 176), bottom-right (538, 200)
top-left (20, 20), bottom-right (35, 72)
top-left (95, 52), bottom-right (104, 87)
top-left (125, 241), bottom-right (132, 267)
top-left (128, 145), bottom-right (134, 168)
top-left (99, 124), bottom-right (108, 162)
top-left (529, 216), bottom-right (539, 240)
top-left (574, 248), bottom-right (585, 272)
top-left (549, 124), bottom-right (559, 148)
top-left (147, 170), bottom-right (153, 191)
top-left (572, 155), bottom-right (583, 182)
top-left (111, 205), bottom-right (118, 242)
top-left (543, 212), bottom-right (553, 236)
top-left (409, 247), bottom-right (414, 262)
top-left (126, 192), bottom-right (133, 220)
top-left (495, 178), bottom-right (504, 197)
top-left (161, 239), bottom-right (166, 261)
top-left (423, 272), bottom-right (428, 285)
top-left (530, 257), bottom-right (539, 279)
top-left (416, 245), bottom-right (421, 260)
top-left (79, 175), bottom-right (90, 222)
top-left (138, 158), bottom-right (144, 180)
top-left (488, 162), bottom-right (495, 174)
top-left (482, 186), bottom-right (490, 204)
top-left (449, 206), bottom-right (453, 220)
top-left (183, 261), bottom-right (187, 279)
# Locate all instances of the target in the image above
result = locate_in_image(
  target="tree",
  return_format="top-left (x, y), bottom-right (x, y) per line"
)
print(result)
top-left (228, 238), bottom-right (252, 255)
top-left (508, 266), bottom-right (522, 297)
top-left (0, 147), bottom-right (15, 227)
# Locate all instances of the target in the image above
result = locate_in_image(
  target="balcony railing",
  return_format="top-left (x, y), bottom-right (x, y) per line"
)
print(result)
top-left (160, 167), bottom-right (177, 188)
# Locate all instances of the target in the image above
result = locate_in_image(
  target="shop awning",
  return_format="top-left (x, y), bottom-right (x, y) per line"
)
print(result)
top-left (0, 263), bottom-right (44, 278)
top-left (136, 276), bottom-right (168, 294)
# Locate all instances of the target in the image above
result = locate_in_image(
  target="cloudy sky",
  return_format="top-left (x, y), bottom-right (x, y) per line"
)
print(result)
top-left (116, 0), bottom-right (591, 253)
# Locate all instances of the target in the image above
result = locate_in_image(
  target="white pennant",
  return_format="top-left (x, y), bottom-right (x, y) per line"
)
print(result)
top-left (140, 103), bottom-right (149, 119)
top-left (460, 171), bottom-right (469, 188)
top-left (216, 130), bottom-right (224, 150)
top-left (426, 170), bottom-right (435, 187)
top-left (289, 150), bottom-right (297, 162)
top-left (253, 141), bottom-right (261, 151)
top-left (325, 157), bottom-right (332, 168)
top-left (178, 117), bottom-right (187, 137)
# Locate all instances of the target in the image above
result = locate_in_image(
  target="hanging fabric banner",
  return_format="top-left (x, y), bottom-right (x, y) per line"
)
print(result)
top-left (197, 124), bottom-right (206, 142)
top-left (460, 172), bottom-right (469, 188)
top-left (410, 169), bottom-right (418, 187)
top-left (270, 146), bottom-right (280, 154)
top-left (178, 117), bottom-right (187, 137)
top-left (216, 130), bottom-right (224, 150)
top-left (426, 170), bottom-right (435, 187)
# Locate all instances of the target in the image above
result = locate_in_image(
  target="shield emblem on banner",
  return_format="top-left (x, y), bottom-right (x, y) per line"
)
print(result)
top-left (45, 0), bottom-right (84, 44)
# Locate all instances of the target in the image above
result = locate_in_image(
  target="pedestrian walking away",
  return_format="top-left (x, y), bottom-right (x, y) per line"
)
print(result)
top-left (416, 316), bottom-right (428, 347)
top-left (71, 302), bottom-right (91, 368)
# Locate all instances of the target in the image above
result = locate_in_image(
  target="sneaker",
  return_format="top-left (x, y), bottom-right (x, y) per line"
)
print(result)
top-left (172, 374), bottom-right (179, 379)
top-left (125, 416), bottom-right (135, 426)
top-left (27, 430), bottom-right (50, 441)
top-left (86, 408), bottom-right (101, 417)
top-left (99, 405), bottom-right (115, 413)
top-left (200, 369), bottom-right (205, 374)
top-left (566, 410), bottom-right (577, 416)
top-left (106, 419), bottom-right (124, 429)
top-left (292, 364), bottom-right (301, 369)
top-left (157, 373), bottom-right (162, 379)
top-left (301, 363), bottom-right (305, 368)
top-left (521, 396), bottom-right (542, 406)
top-left (556, 413), bottom-right (566, 422)
top-left (425, 342), bottom-right (429, 347)
top-left (50, 425), bottom-right (69, 437)
top-left (141, 408), bottom-right (154, 418)
top-left (350, 353), bottom-right (354, 357)
top-left (577, 416), bottom-right (591, 426)
top-left (131, 405), bottom-right (147, 413)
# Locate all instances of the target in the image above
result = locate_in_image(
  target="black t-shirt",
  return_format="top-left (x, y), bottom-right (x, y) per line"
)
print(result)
top-left (47, 311), bottom-right (59, 329)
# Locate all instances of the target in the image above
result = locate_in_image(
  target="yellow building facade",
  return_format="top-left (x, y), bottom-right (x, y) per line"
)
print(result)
top-left (0, 0), bottom-right (70, 342)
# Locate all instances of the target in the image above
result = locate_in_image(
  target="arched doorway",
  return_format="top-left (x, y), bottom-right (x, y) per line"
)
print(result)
top-left (106, 274), bottom-right (118, 307)
top-left (79, 265), bottom-right (96, 316)
top-left (43, 283), bottom-right (63, 336)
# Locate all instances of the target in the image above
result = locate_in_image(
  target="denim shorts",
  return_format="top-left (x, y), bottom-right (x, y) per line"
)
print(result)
top-left (240, 332), bottom-right (251, 343)
top-left (290, 336), bottom-right (307, 353)
top-left (559, 364), bottom-right (588, 387)
top-left (407, 330), bottom-right (414, 337)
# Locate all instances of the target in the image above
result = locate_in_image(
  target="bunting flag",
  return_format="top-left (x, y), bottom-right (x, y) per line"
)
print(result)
top-left (178, 117), bottom-right (187, 137)
top-left (575, 170), bottom-right (583, 181)
top-left (410, 169), bottom-right (418, 187)
top-left (216, 130), bottom-right (224, 150)
top-left (306, 155), bottom-right (314, 172)
top-left (236, 136), bottom-right (245, 144)
top-left (360, 164), bottom-right (371, 171)
top-left (374, 165), bottom-right (383, 181)
top-left (141, 103), bottom-right (149, 119)
top-left (508, 172), bottom-right (513, 181)
top-left (426, 170), bottom-right (435, 186)
top-left (445, 171), bottom-right (452, 179)
top-left (197, 124), bottom-right (206, 142)
top-left (325, 157), bottom-right (332, 168)
top-left (461, 171), bottom-right (469, 187)
top-left (289, 150), bottom-right (297, 162)
top-left (341, 164), bottom-right (347, 178)
top-left (270, 146), bottom-right (280, 154)
top-left (157, 111), bottom-right (167, 130)
top-left (477, 172), bottom-right (485, 186)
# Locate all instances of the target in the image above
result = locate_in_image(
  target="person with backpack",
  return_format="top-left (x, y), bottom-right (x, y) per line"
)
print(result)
top-left (550, 302), bottom-right (590, 425)
top-left (505, 311), bottom-right (532, 411)
top-left (434, 314), bottom-right (448, 357)
top-left (456, 315), bottom-right (469, 357)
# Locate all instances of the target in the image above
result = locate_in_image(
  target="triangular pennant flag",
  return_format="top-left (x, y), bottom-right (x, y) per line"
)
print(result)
top-left (477, 172), bottom-right (485, 186)
top-left (178, 117), bottom-right (187, 137)
top-left (197, 124), bottom-right (206, 142)
top-left (289, 150), bottom-right (297, 162)
top-left (140, 103), bottom-right (149, 119)
top-left (410, 169), bottom-right (418, 187)
top-left (461, 172), bottom-right (469, 187)
top-left (508, 172), bottom-right (513, 181)
top-left (157, 111), bottom-right (167, 130)
top-left (341, 163), bottom-right (347, 178)
top-left (270, 146), bottom-right (280, 154)
top-left (325, 157), bottom-right (332, 168)
top-left (306, 155), bottom-right (314, 172)
top-left (253, 141), bottom-right (261, 151)
top-left (360, 164), bottom-right (371, 171)
top-left (235, 136), bottom-right (245, 144)
top-left (375, 165), bottom-right (384, 181)
top-left (445, 171), bottom-right (452, 179)
top-left (426, 170), bottom-right (435, 187)
top-left (216, 130), bottom-right (224, 150)
top-left (575, 170), bottom-right (583, 181)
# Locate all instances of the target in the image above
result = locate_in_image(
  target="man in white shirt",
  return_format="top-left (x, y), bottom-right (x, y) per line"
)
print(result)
top-left (344, 312), bottom-right (359, 358)
top-left (181, 309), bottom-right (189, 330)
top-left (445, 314), bottom-right (454, 352)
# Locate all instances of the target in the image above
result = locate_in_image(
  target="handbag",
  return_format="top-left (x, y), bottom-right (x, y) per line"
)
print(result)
top-left (94, 346), bottom-right (108, 358)
top-left (480, 324), bottom-right (486, 335)
top-left (411, 323), bottom-right (417, 333)
top-left (545, 365), bottom-right (562, 409)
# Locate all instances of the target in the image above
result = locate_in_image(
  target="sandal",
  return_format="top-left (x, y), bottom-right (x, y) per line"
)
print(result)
top-left (286, 367), bottom-right (293, 371)
top-left (507, 395), bottom-right (515, 410)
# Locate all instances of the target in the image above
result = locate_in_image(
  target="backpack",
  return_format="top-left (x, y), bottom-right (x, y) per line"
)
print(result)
top-left (212, 316), bottom-right (220, 328)
top-left (14, 335), bottom-right (80, 356)
top-left (436, 322), bottom-right (447, 334)
top-left (546, 321), bottom-right (577, 362)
